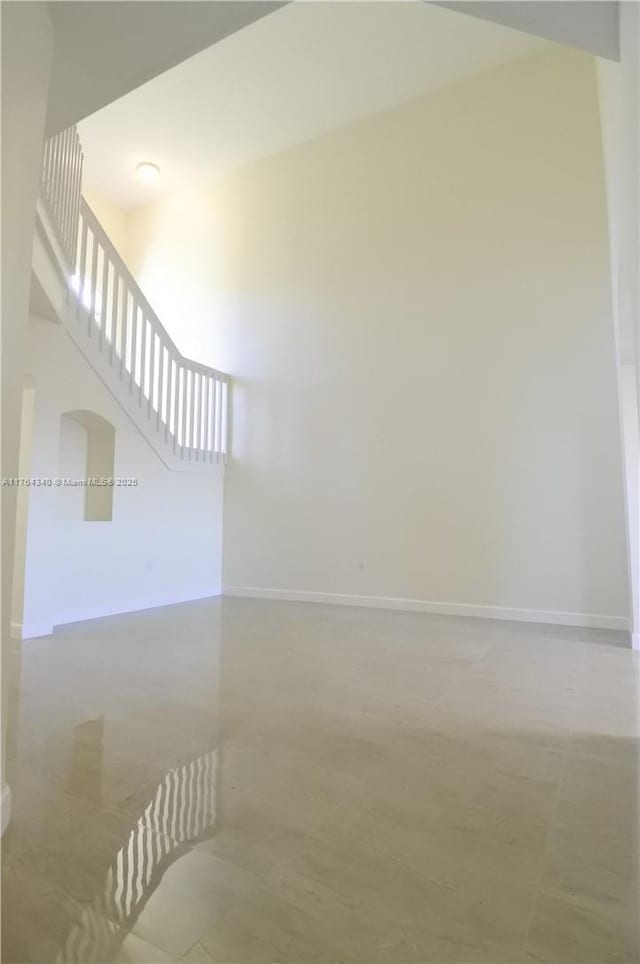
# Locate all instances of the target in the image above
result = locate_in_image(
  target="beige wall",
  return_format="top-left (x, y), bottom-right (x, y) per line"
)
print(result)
top-left (1, 0), bottom-right (54, 829)
top-left (83, 189), bottom-right (128, 259)
top-left (596, 3), bottom-right (640, 646)
top-left (126, 47), bottom-right (629, 626)
top-left (10, 380), bottom-right (36, 633)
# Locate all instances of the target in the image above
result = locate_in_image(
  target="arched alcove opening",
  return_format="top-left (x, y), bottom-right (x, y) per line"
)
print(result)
top-left (58, 410), bottom-right (116, 521)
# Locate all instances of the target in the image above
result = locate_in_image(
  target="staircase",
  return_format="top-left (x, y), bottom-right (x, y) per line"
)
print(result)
top-left (33, 126), bottom-right (229, 473)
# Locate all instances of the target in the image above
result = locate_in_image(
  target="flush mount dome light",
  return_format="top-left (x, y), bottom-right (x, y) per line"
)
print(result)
top-left (136, 161), bottom-right (161, 183)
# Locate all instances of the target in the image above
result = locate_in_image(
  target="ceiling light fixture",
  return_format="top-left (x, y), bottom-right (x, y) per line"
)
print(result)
top-left (136, 161), bottom-right (161, 183)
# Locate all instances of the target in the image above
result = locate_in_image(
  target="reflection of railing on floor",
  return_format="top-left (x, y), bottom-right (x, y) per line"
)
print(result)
top-left (56, 748), bottom-right (218, 964)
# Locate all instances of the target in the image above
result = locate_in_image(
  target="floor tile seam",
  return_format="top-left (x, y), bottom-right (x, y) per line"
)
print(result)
top-left (546, 811), bottom-right (639, 847)
top-left (39, 879), bottom-right (133, 964)
top-left (417, 642), bottom-right (495, 722)
top-left (520, 713), bottom-right (589, 958)
top-left (520, 764), bottom-right (574, 957)
top-left (6, 765), bottom-right (109, 817)
top-left (536, 875), bottom-right (640, 921)
top-left (120, 933), bottom-right (181, 963)
top-left (259, 814), bottom-right (539, 940)
top-left (181, 936), bottom-right (213, 962)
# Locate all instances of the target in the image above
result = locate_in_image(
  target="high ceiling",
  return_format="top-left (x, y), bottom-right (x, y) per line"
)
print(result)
top-left (79, 1), bottom-right (549, 211)
top-left (46, 1), bottom-right (283, 137)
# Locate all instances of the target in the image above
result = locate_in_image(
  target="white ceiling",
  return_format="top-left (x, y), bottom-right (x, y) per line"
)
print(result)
top-left (78, 1), bottom-right (549, 211)
top-left (46, 1), bottom-right (283, 136)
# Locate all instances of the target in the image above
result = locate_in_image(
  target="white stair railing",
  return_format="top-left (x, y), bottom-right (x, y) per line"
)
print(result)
top-left (74, 200), bottom-right (229, 463)
top-left (40, 126), bottom-right (84, 271)
top-left (38, 125), bottom-right (230, 469)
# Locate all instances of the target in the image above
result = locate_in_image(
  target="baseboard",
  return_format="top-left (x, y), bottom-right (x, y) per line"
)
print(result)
top-left (17, 589), bottom-right (221, 639)
top-left (54, 588), bottom-right (221, 630)
top-left (224, 587), bottom-right (630, 632)
top-left (1, 784), bottom-right (11, 835)
top-left (12, 619), bottom-right (54, 640)
top-left (16, 585), bottom-right (630, 637)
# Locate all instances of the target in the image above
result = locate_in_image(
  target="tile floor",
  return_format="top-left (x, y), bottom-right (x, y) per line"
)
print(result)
top-left (1, 597), bottom-right (639, 963)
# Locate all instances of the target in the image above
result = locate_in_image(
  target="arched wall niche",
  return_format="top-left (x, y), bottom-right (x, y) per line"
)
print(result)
top-left (58, 410), bottom-right (116, 521)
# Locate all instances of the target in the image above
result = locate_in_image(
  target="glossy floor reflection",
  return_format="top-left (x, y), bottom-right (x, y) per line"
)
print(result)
top-left (2, 598), bottom-right (639, 963)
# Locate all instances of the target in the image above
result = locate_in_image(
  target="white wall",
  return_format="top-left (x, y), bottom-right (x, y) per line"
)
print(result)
top-left (19, 316), bottom-right (224, 639)
top-left (126, 47), bottom-right (629, 628)
top-left (0, 0), bottom-right (54, 831)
